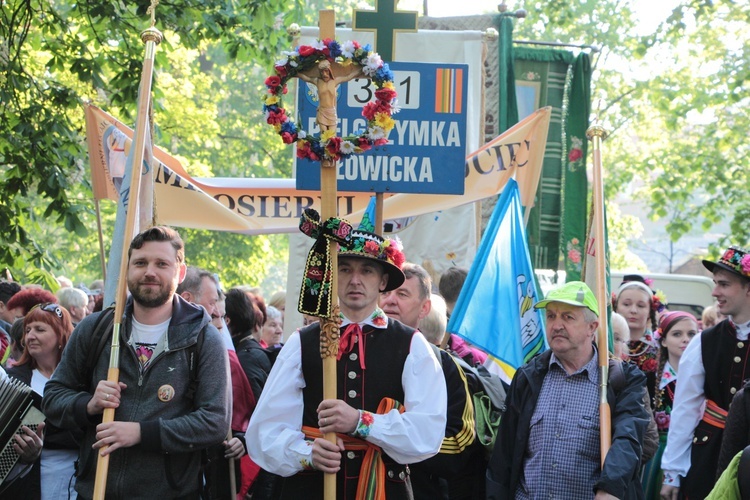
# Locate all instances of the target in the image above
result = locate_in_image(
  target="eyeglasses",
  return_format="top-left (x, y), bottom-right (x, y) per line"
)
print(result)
top-left (30, 302), bottom-right (63, 319)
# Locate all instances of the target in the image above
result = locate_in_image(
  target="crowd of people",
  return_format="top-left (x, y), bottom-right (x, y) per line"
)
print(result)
top-left (0, 224), bottom-right (748, 500)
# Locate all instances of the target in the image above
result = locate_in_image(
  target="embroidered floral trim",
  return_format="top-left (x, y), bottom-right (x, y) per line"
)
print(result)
top-left (300, 440), bottom-right (315, 470)
top-left (353, 409), bottom-right (375, 438)
top-left (663, 471), bottom-right (680, 486)
top-left (715, 246), bottom-right (750, 278)
top-left (341, 230), bottom-right (405, 269)
top-left (369, 308), bottom-right (388, 328)
top-left (566, 237), bottom-right (582, 273)
top-left (567, 136), bottom-right (584, 172)
top-left (659, 362), bottom-right (677, 390)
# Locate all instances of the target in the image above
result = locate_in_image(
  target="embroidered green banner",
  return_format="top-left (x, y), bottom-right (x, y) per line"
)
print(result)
top-left (511, 48), bottom-right (591, 275)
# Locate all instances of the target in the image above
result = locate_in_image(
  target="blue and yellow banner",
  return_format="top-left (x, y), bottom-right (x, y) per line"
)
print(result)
top-left (447, 178), bottom-right (547, 382)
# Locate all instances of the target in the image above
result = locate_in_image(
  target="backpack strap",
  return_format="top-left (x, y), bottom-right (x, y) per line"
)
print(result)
top-left (183, 327), bottom-right (205, 403)
top-left (79, 306), bottom-right (116, 392)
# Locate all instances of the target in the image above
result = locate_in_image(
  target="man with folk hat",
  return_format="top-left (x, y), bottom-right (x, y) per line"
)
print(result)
top-left (487, 281), bottom-right (649, 500)
top-left (246, 226), bottom-right (447, 499)
top-left (661, 246), bottom-right (750, 499)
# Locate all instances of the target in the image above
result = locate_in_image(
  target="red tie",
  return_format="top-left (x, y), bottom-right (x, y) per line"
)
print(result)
top-left (338, 323), bottom-right (366, 369)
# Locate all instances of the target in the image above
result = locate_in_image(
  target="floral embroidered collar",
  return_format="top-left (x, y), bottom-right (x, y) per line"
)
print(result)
top-left (659, 361), bottom-right (677, 390)
top-left (340, 307), bottom-right (389, 330)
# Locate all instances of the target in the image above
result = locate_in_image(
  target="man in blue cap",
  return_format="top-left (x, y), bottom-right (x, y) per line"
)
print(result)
top-left (487, 281), bottom-right (649, 499)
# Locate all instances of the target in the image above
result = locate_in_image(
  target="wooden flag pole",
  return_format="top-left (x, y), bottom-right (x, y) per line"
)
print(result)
top-left (586, 124), bottom-right (611, 467)
top-left (317, 11), bottom-right (339, 500)
top-left (92, 9), bottom-right (162, 499)
top-left (375, 192), bottom-right (384, 234)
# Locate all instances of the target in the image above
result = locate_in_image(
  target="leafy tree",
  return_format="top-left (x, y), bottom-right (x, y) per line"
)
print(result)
top-left (508, 0), bottom-right (748, 263)
top-left (0, 0), bottom-right (303, 286)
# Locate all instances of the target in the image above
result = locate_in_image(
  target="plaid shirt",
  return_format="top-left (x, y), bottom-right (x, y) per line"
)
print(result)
top-left (516, 349), bottom-right (601, 499)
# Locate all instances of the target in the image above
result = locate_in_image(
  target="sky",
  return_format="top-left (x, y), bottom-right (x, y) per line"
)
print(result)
top-left (398, 0), bottom-right (679, 36)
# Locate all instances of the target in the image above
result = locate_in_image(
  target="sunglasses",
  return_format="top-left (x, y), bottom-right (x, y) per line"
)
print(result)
top-left (30, 302), bottom-right (63, 319)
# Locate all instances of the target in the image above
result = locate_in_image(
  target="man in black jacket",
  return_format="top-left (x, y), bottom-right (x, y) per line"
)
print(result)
top-left (487, 281), bottom-right (649, 500)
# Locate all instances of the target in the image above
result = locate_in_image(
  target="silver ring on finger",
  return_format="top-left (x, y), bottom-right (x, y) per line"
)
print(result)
top-left (105, 393), bottom-right (111, 401)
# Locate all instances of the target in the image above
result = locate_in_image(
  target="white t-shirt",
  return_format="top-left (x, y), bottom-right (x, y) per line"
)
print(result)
top-left (131, 318), bottom-right (169, 369)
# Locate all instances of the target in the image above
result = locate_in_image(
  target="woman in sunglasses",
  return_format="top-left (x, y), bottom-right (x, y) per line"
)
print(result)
top-left (5, 302), bottom-right (81, 500)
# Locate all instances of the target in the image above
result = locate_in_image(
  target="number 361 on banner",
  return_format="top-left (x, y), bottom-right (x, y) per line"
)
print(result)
top-left (295, 62), bottom-right (468, 195)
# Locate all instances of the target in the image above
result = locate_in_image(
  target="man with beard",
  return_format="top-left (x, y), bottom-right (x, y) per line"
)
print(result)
top-left (43, 226), bottom-right (231, 499)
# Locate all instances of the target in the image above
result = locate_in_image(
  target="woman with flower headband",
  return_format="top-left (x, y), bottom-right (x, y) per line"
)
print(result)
top-left (5, 302), bottom-right (80, 500)
top-left (641, 311), bottom-right (698, 499)
top-left (614, 276), bottom-right (661, 405)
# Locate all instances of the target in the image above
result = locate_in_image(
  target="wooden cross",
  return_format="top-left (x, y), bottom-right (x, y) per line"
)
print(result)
top-left (292, 11), bottom-right (374, 500)
top-left (353, 0), bottom-right (418, 62)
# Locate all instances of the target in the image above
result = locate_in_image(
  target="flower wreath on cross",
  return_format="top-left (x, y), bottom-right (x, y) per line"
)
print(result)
top-left (262, 38), bottom-right (399, 162)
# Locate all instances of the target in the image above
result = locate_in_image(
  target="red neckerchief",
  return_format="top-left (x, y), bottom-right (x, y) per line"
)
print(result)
top-left (338, 323), bottom-right (367, 369)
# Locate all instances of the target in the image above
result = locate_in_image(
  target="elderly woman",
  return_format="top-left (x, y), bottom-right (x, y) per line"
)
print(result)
top-left (6, 302), bottom-right (81, 499)
top-left (260, 305), bottom-right (283, 348)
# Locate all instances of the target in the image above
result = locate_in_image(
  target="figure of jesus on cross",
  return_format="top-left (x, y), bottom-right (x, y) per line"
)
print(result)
top-left (298, 59), bottom-right (363, 132)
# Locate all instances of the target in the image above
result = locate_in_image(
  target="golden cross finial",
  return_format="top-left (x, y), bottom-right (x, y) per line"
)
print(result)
top-left (147, 0), bottom-right (160, 27)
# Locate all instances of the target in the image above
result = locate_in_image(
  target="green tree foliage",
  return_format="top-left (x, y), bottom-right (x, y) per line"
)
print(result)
top-left (0, 0), bottom-right (303, 287)
top-left (508, 0), bottom-right (749, 261)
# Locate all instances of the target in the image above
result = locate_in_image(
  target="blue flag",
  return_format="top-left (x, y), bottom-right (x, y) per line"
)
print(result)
top-left (447, 178), bottom-right (547, 382)
top-left (359, 196), bottom-right (376, 232)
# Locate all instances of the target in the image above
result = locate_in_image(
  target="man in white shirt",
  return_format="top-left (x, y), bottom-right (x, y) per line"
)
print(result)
top-left (247, 226), bottom-right (447, 499)
top-left (661, 246), bottom-right (750, 499)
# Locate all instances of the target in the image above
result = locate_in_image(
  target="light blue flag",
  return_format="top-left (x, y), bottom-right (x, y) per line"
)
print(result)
top-left (447, 178), bottom-right (547, 381)
top-left (103, 117), bottom-right (154, 307)
top-left (358, 195), bottom-right (377, 232)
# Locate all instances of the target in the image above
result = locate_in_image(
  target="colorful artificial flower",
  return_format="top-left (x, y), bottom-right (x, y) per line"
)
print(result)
top-left (262, 38), bottom-right (397, 162)
top-left (364, 240), bottom-right (381, 256)
top-left (741, 254), bottom-right (750, 275)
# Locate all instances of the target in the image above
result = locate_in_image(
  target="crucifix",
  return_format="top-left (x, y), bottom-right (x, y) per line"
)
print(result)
top-left (294, 11), bottom-right (360, 500)
top-left (353, 0), bottom-right (417, 232)
top-left (298, 59), bottom-right (363, 133)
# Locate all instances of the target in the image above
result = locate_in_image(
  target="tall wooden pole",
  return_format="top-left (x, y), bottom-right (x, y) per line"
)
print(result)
top-left (375, 192), bottom-right (384, 234)
top-left (317, 11), bottom-right (338, 500)
top-left (586, 124), bottom-right (611, 467)
top-left (92, 14), bottom-right (162, 500)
